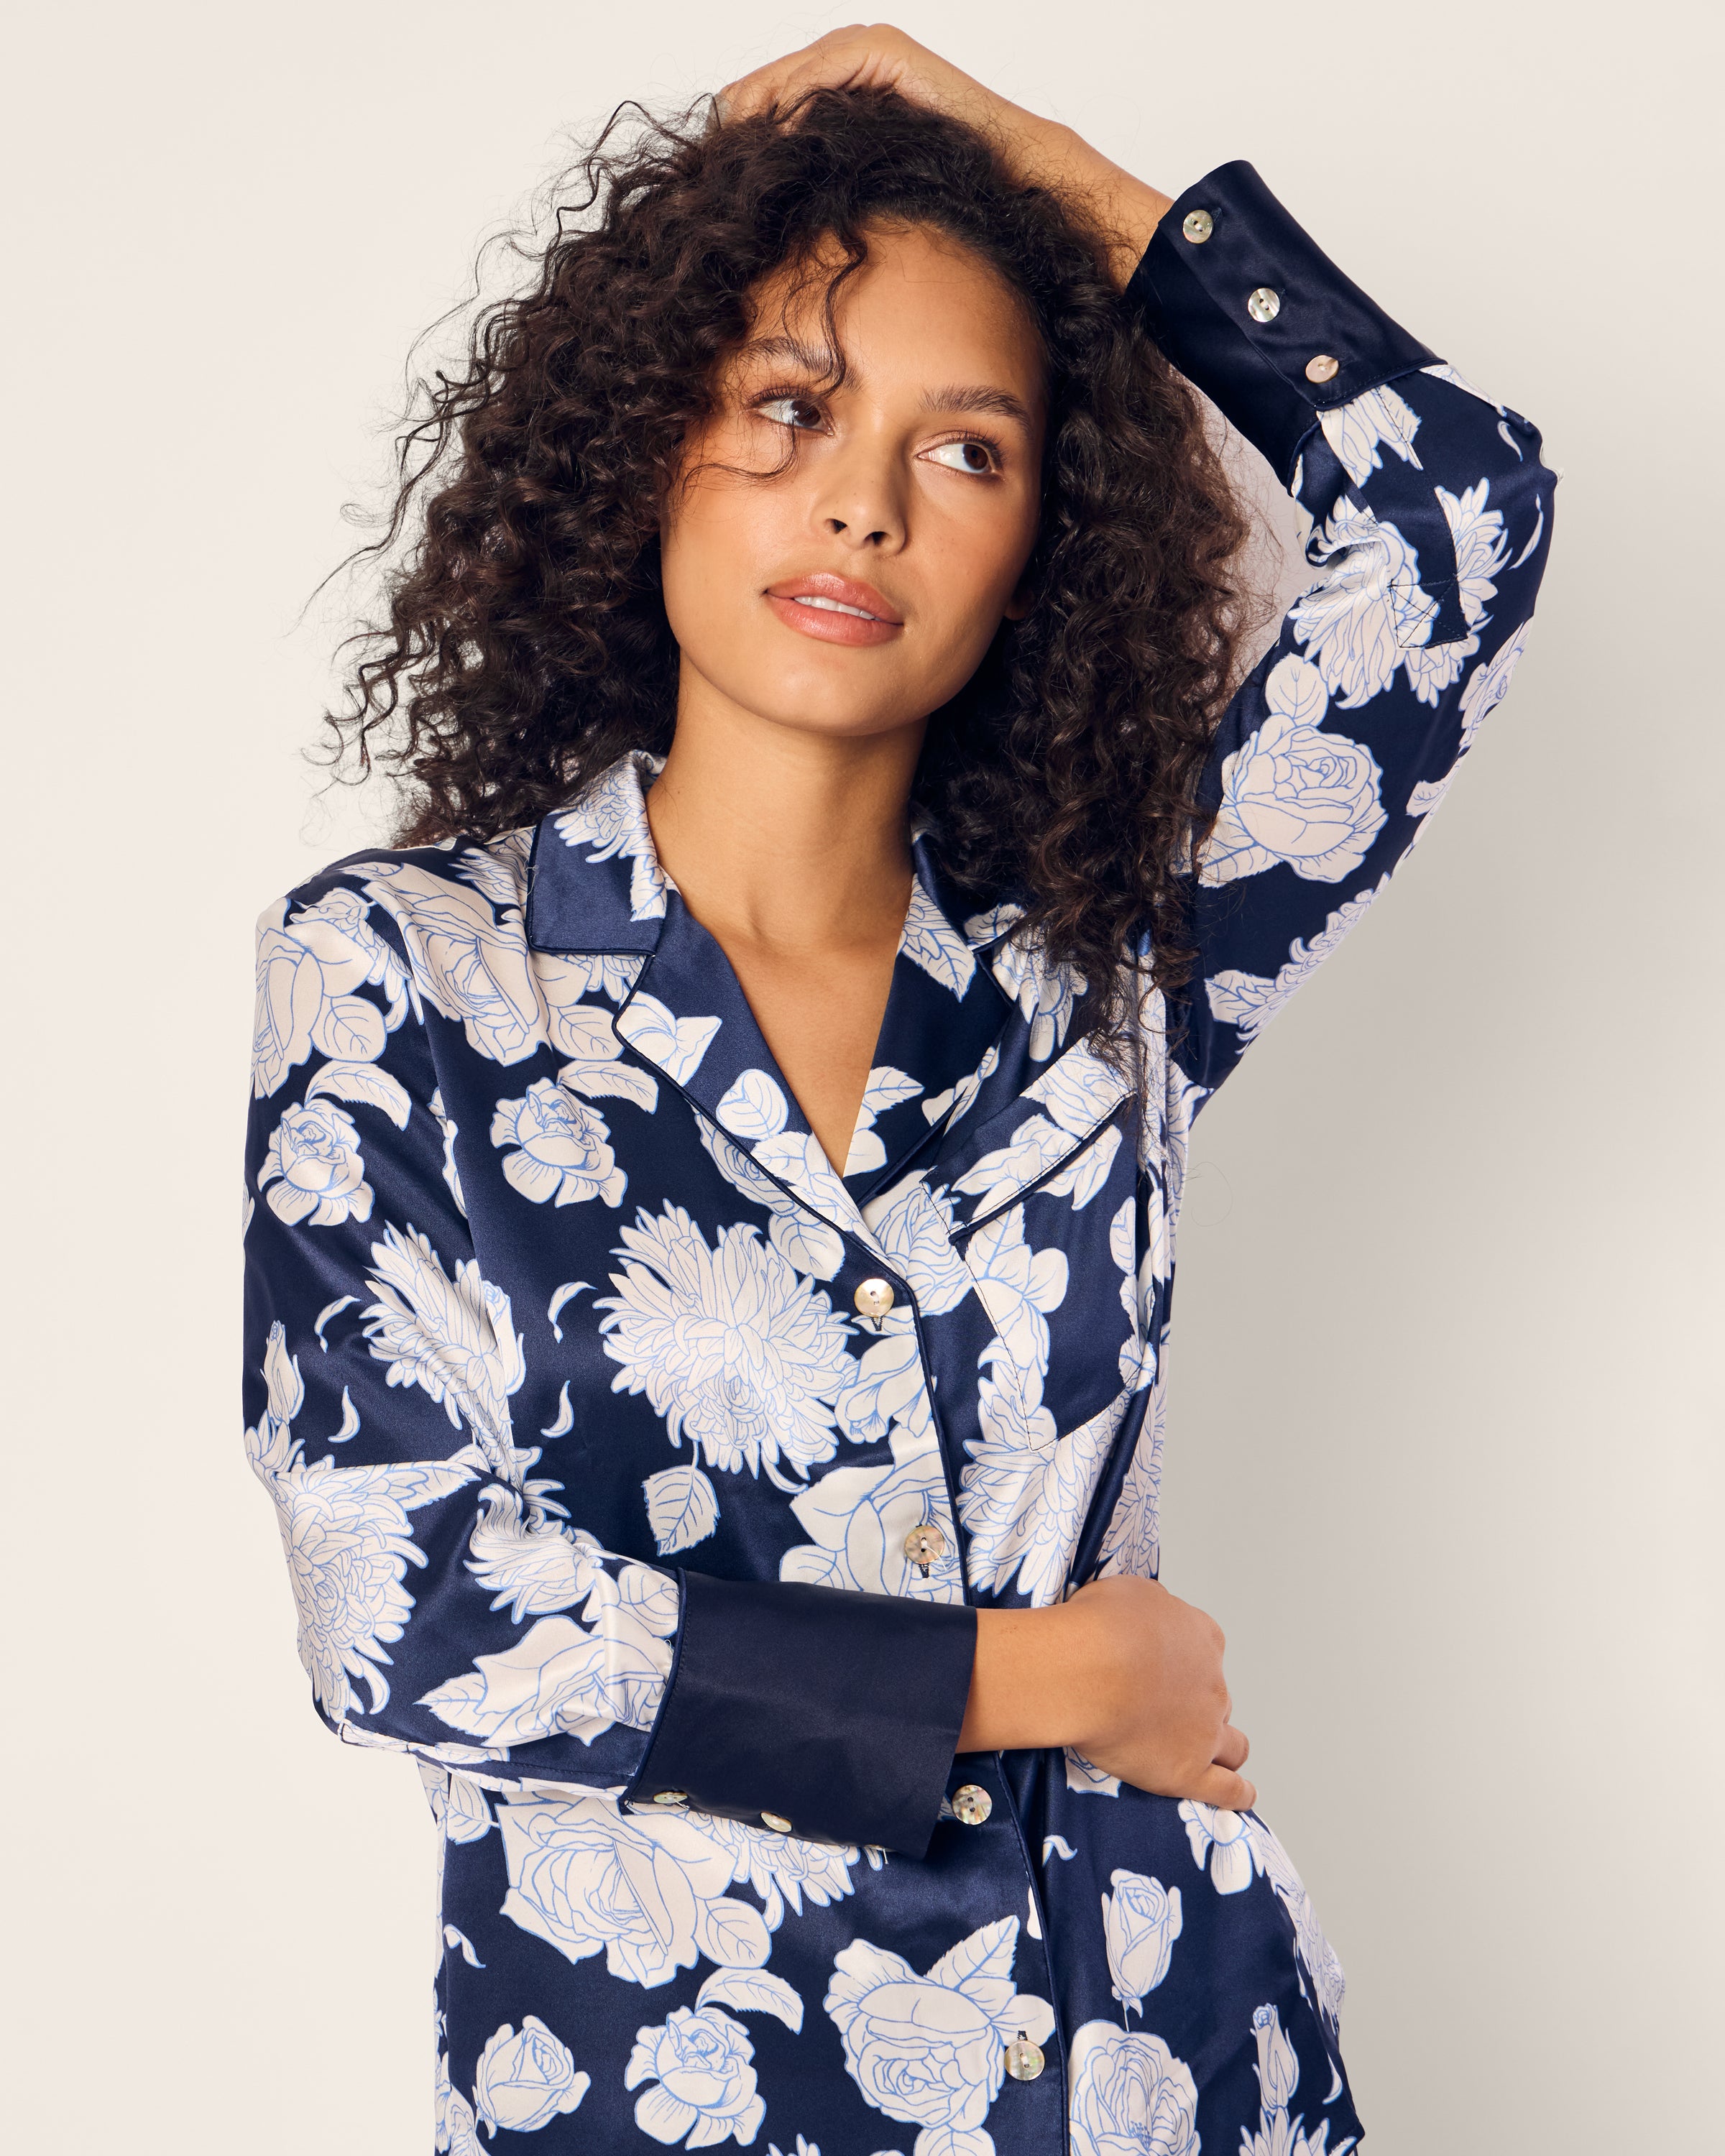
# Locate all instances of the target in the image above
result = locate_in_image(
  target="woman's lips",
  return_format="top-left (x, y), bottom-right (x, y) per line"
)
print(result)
top-left (765, 573), bottom-right (903, 648)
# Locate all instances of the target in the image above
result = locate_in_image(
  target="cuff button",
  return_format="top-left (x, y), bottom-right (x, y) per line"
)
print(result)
top-left (1005, 2032), bottom-right (1046, 2082)
top-left (760, 1811), bottom-right (794, 1834)
top-left (650, 1789), bottom-right (689, 1807)
top-left (952, 1784), bottom-right (993, 1826)
top-left (1305, 354), bottom-right (1340, 384)
top-left (1181, 208), bottom-right (1213, 244)
top-left (1246, 287), bottom-right (1282, 324)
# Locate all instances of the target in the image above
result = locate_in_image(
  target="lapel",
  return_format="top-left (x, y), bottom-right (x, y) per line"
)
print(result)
top-left (526, 757), bottom-right (1010, 1248)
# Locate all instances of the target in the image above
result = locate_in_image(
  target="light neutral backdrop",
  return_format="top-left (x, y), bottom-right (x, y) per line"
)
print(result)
top-left (5, 3), bottom-right (1720, 2148)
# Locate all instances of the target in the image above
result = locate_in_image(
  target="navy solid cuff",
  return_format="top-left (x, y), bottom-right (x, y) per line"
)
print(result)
top-left (1126, 160), bottom-right (1439, 484)
top-left (624, 1572), bottom-right (978, 1858)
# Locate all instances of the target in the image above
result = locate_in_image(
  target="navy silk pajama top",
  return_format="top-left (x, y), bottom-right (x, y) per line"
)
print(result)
top-left (243, 162), bottom-right (1553, 2156)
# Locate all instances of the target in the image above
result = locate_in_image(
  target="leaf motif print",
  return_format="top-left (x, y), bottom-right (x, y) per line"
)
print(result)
top-left (308, 1057), bottom-right (412, 1129)
top-left (598, 1204), bottom-right (853, 1483)
top-left (552, 1002), bottom-right (661, 1111)
top-left (689, 1811), bottom-right (864, 1930)
top-left (1199, 657), bottom-right (1386, 888)
top-left (443, 1773), bottom-right (494, 1845)
top-left (717, 1069), bottom-right (791, 1142)
top-left (1202, 878), bottom-right (1389, 1044)
top-left (1042, 1123), bottom-right (1121, 1210)
top-left (960, 1207), bottom-right (1068, 1380)
top-left (643, 1462), bottom-right (720, 1554)
top-left (362, 1224), bottom-right (526, 1483)
top-left (492, 1078), bottom-right (628, 1208)
top-left (900, 880), bottom-right (976, 998)
top-left (1318, 382), bottom-right (1422, 489)
top-left (954, 1116), bottom-right (1072, 1217)
top-left (620, 991), bottom-right (722, 1085)
top-left (845, 1064), bottom-right (924, 1174)
top-left (252, 888), bottom-right (409, 1098)
top-left (696, 1968), bottom-right (805, 2033)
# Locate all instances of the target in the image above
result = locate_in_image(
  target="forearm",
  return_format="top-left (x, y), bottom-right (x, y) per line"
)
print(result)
top-left (998, 114), bottom-right (1174, 288)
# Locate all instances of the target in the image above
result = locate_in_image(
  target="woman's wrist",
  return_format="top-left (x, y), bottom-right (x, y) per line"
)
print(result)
top-left (957, 1598), bottom-right (1116, 1755)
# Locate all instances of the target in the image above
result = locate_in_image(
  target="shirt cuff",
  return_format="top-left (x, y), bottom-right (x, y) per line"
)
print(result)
top-left (1126, 160), bottom-right (1439, 485)
top-left (623, 1572), bottom-right (978, 1858)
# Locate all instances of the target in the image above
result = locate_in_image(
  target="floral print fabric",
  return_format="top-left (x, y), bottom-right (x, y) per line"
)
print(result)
top-left (244, 166), bottom-right (1552, 2154)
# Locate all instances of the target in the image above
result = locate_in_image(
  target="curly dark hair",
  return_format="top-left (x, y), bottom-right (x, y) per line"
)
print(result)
top-left (326, 86), bottom-right (1248, 1038)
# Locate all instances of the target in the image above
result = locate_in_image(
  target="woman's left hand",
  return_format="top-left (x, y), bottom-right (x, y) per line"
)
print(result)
top-left (719, 24), bottom-right (1172, 285)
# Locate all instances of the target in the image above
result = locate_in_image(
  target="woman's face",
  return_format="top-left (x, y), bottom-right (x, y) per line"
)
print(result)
top-left (659, 222), bottom-right (1047, 746)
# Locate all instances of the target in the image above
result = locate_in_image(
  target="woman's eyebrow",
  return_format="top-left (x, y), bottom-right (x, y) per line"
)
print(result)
top-left (921, 382), bottom-right (1034, 425)
top-left (741, 333), bottom-right (842, 377)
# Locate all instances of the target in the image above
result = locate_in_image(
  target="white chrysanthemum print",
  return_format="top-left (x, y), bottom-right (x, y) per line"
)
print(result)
top-left (244, 1322), bottom-right (477, 1720)
top-left (1289, 494), bottom-right (1438, 710)
top-left (1097, 1381), bottom-right (1167, 1583)
top-left (551, 750), bottom-right (670, 921)
top-left (960, 1357), bottom-right (1128, 1606)
top-left (464, 1485), bottom-right (607, 1620)
top-left (689, 1818), bottom-right (865, 1932)
top-left (825, 1917), bottom-right (1054, 2148)
top-left (626, 2007), bottom-right (766, 2149)
top-left (1200, 655), bottom-right (1386, 887)
top-left (1204, 877), bottom-right (1389, 1044)
top-left (599, 1204), bottom-right (854, 1485)
top-left (1067, 2022), bottom-right (1200, 2156)
top-left (491, 1077), bottom-right (627, 1207)
top-left (259, 1097), bottom-right (373, 1226)
top-left (362, 1224), bottom-right (525, 1483)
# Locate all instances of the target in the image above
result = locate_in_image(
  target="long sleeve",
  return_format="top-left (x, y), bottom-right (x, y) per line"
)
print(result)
top-left (243, 868), bottom-right (975, 1853)
top-left (1126, 162), bottom-right (1556, 1098)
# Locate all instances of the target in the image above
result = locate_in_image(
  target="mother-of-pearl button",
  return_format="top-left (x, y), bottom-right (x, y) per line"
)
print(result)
top-left (951, 1784), bottom-right (993, 1825)
top-left (650, 1790), bottom-right (688, 1805)
top-left (1005, 2032), bottom-right (1046, 2081)
top-left (853, 1278), bottom-right (895, 1321)
top-left (1246, 286), bottom-right (1281, 323)
top-left (1305, 353), bottom-right (1340, 384)
top-left (1181, 208), bottom-right (1213, 244)
top-left (903, 1521), bottom-right (947, 1570)
top-left (760, 1812), bottom-right (794, 1834)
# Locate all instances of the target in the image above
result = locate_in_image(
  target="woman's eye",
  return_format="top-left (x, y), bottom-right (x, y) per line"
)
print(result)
top-left (924, 438), bottom-right (998, 476)
top-left (757, 395), bottom-right (824, 431)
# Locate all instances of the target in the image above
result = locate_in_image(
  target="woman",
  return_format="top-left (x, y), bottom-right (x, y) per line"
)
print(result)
top-left (244, 27), bottom-right (1552, 2154)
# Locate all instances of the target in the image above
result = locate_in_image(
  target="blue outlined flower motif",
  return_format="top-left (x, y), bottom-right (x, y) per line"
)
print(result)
top-left (1179, 1800), bottom-right (1264, 1894)
top-left (1097, 1380), bottom-right (1167, 1584)
top-left (1204, 879), bottom-right (1388, 1044)
top-left (1289, 494), bottom-right (1438, 711)
top-left (419, 1590), bottom-right (673, 1747)
top-left (1067, 2021), bottom-right (1200, 2156)
top-left (436, 2050), bottom-right (484, 2156)
top-left (960, 1360), bottom-right (1126, 1606)
top-left (845, 1066), bottom-right (924, 1175)
top-left (252, 891), bottom-right (405, 1099)
top-left (1319, 382), bottom-right (1422, 488)
top-left (781, 1424), bottom-right (963, 1603)
top-left (825, 1916), bottom-right (1054, 2152)
top-left (360, 1223), bottom-right (525, 1482)
top-left (1200, 656), bottom-right (1386, 888)
top-left (473, 2016), bottom-right (589, 2136)
top-left (491, 1078), bottom-right (627, 1208)
top-left (552, 750), bottom-right (670, 921)
top-left (1239, 2003), bottom-right (1354, 2156)
top-left (243, 1322), bottom-right (478, 1720)
top-left (1101, 1870), bottom-right (1183, 2017)
top-left (625, 2006), bottom-right (766, 2148)
top-left (971, 918), bottom-right (1085, 1062)
top-left (960, 1207), bottom-right (1069, 1380)
top-left (259, 1098), bottom-right (372, 1226)
top-left (599, 1204), bottom-right (854, 1485)
top-left (497, 1784), bottom-right (770, 1987)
